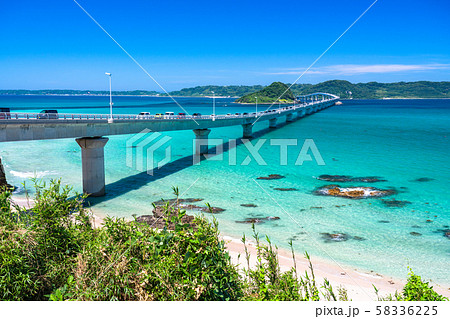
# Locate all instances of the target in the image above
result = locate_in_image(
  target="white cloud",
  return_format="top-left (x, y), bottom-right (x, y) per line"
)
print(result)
top-left (266, 63), bottom-right (450, 75)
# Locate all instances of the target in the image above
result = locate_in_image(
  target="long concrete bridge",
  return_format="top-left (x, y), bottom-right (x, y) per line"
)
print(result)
top-left (0, 93), bottom-right (339, 196)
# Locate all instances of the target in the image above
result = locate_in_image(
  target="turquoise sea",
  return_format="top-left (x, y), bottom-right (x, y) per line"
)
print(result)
top-left (1, 95), bottom-right (449, 284)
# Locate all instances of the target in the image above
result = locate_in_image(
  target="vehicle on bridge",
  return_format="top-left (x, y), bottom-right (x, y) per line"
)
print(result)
top-left (177, 112), bottom-right (186, 119)
top-left (0, 108), bottom-right (11, 119)
top-left (192, 113), bottom-right (201, 118)
top-left (164, 112), bottom-right (175, 119)
top-left (137, 112), bottom-right (151, 119)
top-left (37, 109), bottom-right (58, 119)
top-left (155, 113), bottom-right (163, 119)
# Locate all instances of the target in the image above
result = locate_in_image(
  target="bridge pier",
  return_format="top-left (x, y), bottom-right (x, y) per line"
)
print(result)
top-left (269, 118), bottom-right (277, 128)
top-left (193, 128), bottom-right (211, 155)
top-left (75, 137), bottom-right (109, 197)
top-left (242, 124), bottom-right (252, 138)
top-left (286, 113), bottom-right (294, 122)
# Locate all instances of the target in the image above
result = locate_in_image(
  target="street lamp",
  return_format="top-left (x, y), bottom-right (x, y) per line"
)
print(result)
top-left (255, 96), bottom-right (258, 116)
top-left (105, 72), bottom-right (113, 123)
top-left (212, 91), bottom-right (215, 121)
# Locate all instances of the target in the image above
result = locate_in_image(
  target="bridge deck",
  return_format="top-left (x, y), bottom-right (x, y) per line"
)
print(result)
top-left (0, 99), bottom-right (337, 142)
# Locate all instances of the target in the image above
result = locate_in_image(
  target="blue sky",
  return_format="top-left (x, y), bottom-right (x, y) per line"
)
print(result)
top-left (0, 0), bottom-right (449, 90)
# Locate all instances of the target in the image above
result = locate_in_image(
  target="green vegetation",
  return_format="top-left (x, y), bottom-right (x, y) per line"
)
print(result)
top-left (375, 270), bottom-right (448, 301)
top-left (235, 82), bottom-right (295, 104)
top-left (165, 85), bottom-right (264, 97)
top-left (2, 80), bottom-right (449, 99)
top-left (0, 181), bottom-right (447, 301)
top-left (290, 80), bottom-right (450, 99)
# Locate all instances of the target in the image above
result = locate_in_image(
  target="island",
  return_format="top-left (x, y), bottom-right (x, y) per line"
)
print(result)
top-left (234, 81), bottom-right (295, 104)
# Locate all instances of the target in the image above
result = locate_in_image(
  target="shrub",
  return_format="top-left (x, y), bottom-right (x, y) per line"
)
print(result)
top-left (240, 226), bottom-right (348, 301)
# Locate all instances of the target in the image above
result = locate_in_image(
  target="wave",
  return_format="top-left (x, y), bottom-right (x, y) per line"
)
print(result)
top-left (10, 170), bottom-right (56, 179)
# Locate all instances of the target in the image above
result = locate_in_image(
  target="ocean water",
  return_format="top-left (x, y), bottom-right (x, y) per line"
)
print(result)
top-left (1, 95), bottom-right (449, 284)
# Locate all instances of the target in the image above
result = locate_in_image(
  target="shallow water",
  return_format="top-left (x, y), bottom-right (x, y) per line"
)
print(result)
top-left (2, 95), bottom-right (449, 284)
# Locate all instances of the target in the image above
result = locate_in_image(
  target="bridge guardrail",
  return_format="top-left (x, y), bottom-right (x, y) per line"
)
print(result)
top-left (0, 99), bottom-right (337, 122)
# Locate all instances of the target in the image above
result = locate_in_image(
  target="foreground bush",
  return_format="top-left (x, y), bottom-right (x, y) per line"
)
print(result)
top-left (0, 180), bottom-right (241, 300)
top-left (0, 180), bottom-right (447, 301)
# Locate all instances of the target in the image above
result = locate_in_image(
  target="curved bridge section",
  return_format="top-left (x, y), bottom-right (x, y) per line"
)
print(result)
top-left (0, 93), bottom-right (339, 196)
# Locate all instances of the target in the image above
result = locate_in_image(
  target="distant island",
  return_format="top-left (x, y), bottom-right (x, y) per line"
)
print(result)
top-left (1, 80), bottom-right (449, 99)
top-left (235, 82), bottom-right (295, 104)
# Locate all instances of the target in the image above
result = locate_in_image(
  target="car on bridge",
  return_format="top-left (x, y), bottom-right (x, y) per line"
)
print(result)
top-left (137, 112), bottom-right (151, 119)
top-left (0, 108), bottom-right (11, 119)
top-left (192, 113), bottom-right (201, 118)
top-left (177, 112), bottom-right (186, 119)
top-left (155, 113), bottom-right (163, 119)
top-left (164, 112), bottom-right (174, 119)
top-left (37, 110), bottom-right (58, 119)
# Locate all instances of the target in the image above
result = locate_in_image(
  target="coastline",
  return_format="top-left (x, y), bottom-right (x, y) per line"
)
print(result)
top-left (13, 194), bottom-right (446, 302)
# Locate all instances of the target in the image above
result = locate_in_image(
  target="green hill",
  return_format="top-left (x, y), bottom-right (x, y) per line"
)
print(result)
top-left (290, 80), bottom-right (450, 99)
top-left (234, 82), bottom-right (295, 104)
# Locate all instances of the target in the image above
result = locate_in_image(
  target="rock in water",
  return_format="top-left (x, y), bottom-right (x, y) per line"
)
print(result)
top-left (240, 203), bottom-right (258, 207)
top-left (382, 199), bottom-right (412, 208)
top-left (314, 184), bottom-right (396, 199)
top-left (257, 174), bottom-right (285, 180)
top-left (411, 177), bottom-right (434, 182)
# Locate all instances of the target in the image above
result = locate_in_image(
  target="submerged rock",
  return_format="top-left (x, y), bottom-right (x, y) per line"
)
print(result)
top-left (378, 220), bottom-right (390, 223)
top-left (317, 175), bottom-right (386, 183)
top-left (136, 206), bottom-right (197, 230)
top-left (411, 177), bottom-right (434, 182)
top-left (257, 174), bottom-right (285, 180)
top-left (273, 188), bottom-right (298, 191)
top-left (410, 232), bottom-right (422, 236)
top-left (235, 216), bottom-right (280, 224)
top-left (152, 198), bottom-right (203, 206)
top-left (382, 199), bottom-right (412, 208)
top-left (321, 233), bottom-right (349, 242)
top-left (314, 184), bottom-right (396, 199)
top-left (433, 228), bottom-right (450, 239)
top-left (321, 232), bottom-right (366, 242)
top-left (240, 203), bottom-right (258, 208)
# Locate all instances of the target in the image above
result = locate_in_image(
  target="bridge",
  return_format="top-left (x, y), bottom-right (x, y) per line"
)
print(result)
top-left (0, 93), bottom-right (339, 196)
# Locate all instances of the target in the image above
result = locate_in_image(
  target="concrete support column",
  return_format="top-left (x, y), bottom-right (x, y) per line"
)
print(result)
top-left (269, 118), bottom-right (277, 128)
top-left (76, 137), bottom-right (109, 197)
top-left (286, 113), bottom-right (294, 122)
top-left (242, 123), bottom-right (252, 138)
top-left (193, 128), bottom-right (211, 155)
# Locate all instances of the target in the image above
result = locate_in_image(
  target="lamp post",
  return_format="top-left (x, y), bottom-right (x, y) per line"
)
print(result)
top-left (105, 72), bottom-right (113, 123)
top-left (255, 96), bottom-right (258, 116)
top-left (212, 91), bottom-right (215, 121)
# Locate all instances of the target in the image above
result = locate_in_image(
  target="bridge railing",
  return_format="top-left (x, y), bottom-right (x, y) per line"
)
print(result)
top-left (0, 99), bottom-right (337, 122)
